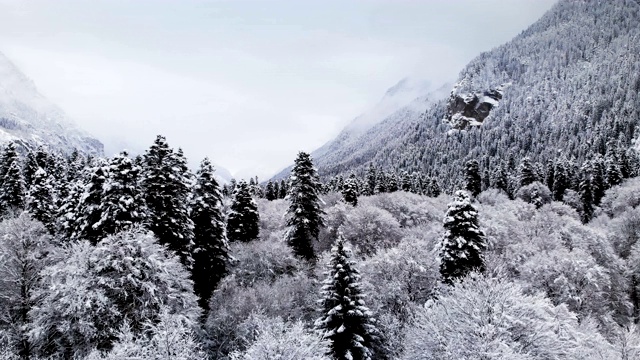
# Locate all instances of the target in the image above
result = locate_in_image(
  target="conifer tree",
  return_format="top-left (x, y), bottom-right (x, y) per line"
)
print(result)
top-left (284, 152), bottom-right (325, 261)
top-left (0, 142), bottom-right (19, 181)
top-left (490, 162), bottom-right (509, 195)
top-left (365, 163), bottom-right (377, 196)
top-left (590, 157), bottom-right (606, 205)
top-left (518, 157), bottom-right (537, 188)
top-left (428, 178), bottom-right (441, 197)
top-left (23, 151), bottom-right (39, 187)
top-left (387, 174), bottom-right (398, 193)
top-left (579, 163), bottom-right (594, 224)
top-left (464, 160), bottom-right (481, 197)
top-left (25, 168), bottom-right (56, 233)
top-left (227, 180), bottom-right (260, 242)
top-left (545, 159), bottom-right (555, 191)
top-left (141, 135), bottom-right (195, 266)
top-left (606, 157), bottom-right (623, 187)
top-left (342, 174), bottom-right (358, 206)
top-left (265, 180), bottom-right (276, 201)
top-left (439, 190), bottom-right (486, 285)
top-left (273, 181), bottom-right (280, 200)
top-left (400, 171), bottom-right (412, 192)
top-left (93, 152), bottom-right (146, 238)
top-left (279, 179), bottom-right (287, 199)
top-left (316, 238), bottom-right (381, 360)
top-left (71, 159), bottom-right (109, 243)
top-left (552, 159), bottom-right (569, 201)
top-left (0, 159), bottom-right (26, 216)
top-left (190, 158), bottom-right (229, 312)
top-left (375, 172), bottom-right (387, 194)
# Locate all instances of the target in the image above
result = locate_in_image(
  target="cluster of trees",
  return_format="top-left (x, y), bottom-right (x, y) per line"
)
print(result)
top-left (2, 132), bottom-right (640, 359)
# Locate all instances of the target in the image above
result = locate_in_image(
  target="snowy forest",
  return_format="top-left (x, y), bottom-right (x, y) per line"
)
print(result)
top-left (0, 132), bottom-right (640, 359)
top-left (3, 0), bottom-right (640, 359)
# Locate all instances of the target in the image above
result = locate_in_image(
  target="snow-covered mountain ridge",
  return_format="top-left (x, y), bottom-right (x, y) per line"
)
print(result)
top-left (0, 51), bottom-right (103, 154)
top-left (282, 0), bottom-right (640, 192)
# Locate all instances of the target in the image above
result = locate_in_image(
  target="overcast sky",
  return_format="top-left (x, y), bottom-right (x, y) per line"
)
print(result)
top-left (0, 0), bottom-right (556, 179)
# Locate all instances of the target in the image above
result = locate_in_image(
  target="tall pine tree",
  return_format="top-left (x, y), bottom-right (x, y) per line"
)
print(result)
top-left (284, 152), bottom-right (325, 261)
top-left (439, 190), bottom-right (486, 285)
top-left (25, 168), bottom-right (56, 234)
top-left (227, 180), bottom-right (260, 242)
top-left (190, 158), bottom-right (230, 312)
top-left (464, 160), bottom-right (482, 197)
top-left (93, 152), bottom-right (146, 238)
top-left (141, 135), bottom-right (195, 267)
top-left (315, 238), bottom-right (381, 360)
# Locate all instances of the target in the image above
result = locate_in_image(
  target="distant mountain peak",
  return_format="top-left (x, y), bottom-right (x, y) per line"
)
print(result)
top-left (0, 51), bottom-right (103, 155)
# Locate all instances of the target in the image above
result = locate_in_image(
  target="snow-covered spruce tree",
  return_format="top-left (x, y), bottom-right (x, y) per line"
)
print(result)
top-left (365, 163), bottom-right (377, 196)
top-left (72, 159), bottom-right (109, 243)
top-left (227, 180), bottom-right (260, 242)
top-left (491, 162), bottom-right (509, 195)
top-left (284, 151), bottom-right (325, 261)
top-left (25, 168), bottom-right (56, 234)
top-left (0, 159), bottom-right (26, 217)
top-left (464, 160), bottom-right (481, 197)
top-left (316, 238), bottom-right (381, 360)
top-left (22, 151), bottom-right (39, 188)
top-left (427, 178), bottom-right (441, 197)
top-left (265, 180), bottom-right (276, 201)
top-left (341, 174), bottom-right (358, 206)
top-left (579, 163), bottom-right (594, 223)
top-left (93, 152), bottom-right (146, 238)
top-left (141, 135), bottom-right (195, 267)
top-left (553, 158), bottom-right (570, 201)
top-left (439, 190), bottom-right (486, 285)
top-left (606, 156), bottom-right (623, 187)
top-left (190, 157), bottom-right (230, 312)
top-left (518, 157), bottom-right (537, 188)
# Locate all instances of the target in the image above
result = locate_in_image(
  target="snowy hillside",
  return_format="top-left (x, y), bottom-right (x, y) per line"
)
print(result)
top-left (273, 77), bottom-right (451, 180)
top-left (297, 0), bottom-right (640, 192)
top-left (0, 52), bottom-right (103, 154)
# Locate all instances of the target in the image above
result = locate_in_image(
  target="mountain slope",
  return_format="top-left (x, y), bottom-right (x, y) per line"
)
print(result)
top-left (273, 78), bottom-right (451, 179)
top-left (299, 0), bottom-right (640, 190)
top-left (0, 52), bottom-right (103, 154)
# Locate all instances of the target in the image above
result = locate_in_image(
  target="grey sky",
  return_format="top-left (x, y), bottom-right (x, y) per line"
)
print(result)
top-left (0, 0), bottom-right (557, 179)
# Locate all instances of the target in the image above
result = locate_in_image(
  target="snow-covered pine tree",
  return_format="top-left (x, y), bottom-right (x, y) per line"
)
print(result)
top-left (278, 179), bottom-right (287, 199)
top-left (315, 238), bottom-right (381, 360)
top-left (227, 180), bottom-right (260, 242)
top-left (579, 163), bottom-right (594, 224)
top-left (0, 159), bottom-right (26, 217)
top-left (25, 168), bottom-right (56, 234)
top-left (553, 159), bottom-right (569, 201)
top-left (284, 151), bottom-right (325, 261)
top-left (93, 152), bottom-right (146, 238)
top-left (400, 171), bottom-right (412, 192)
top-left (273, 181), bottom-right (280, 200)
top-left (365, 163), bottom-right (377, 196)
top-left (464, 160), bottom-right (481, 197)
top-left (265, 180), bottom-right (276, 201)
top-left (491, 162), bottom-right (509, 195)
top-left (439, 190), bottom-right (486, 285)
top-left (606, 156), bottom-right (623, 187)
top-left (0, 142), bottom-right (18, 181)
top-left (190, 158), bottom-right (230, 312)
top-left (342, 174), bottom-right (358, 206)
top-left (22, 151), bottom-right (39, 187)
top-left (428, 178), bottom-right (441, 197)
top-left (545, 159), bottom-right (555, 192)
top-left (518, 157), bottom-right (537, 188)
top-left (141, 135), bottom-right (195, 267)
top-left (73, 159), bottom-right (109, 243)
